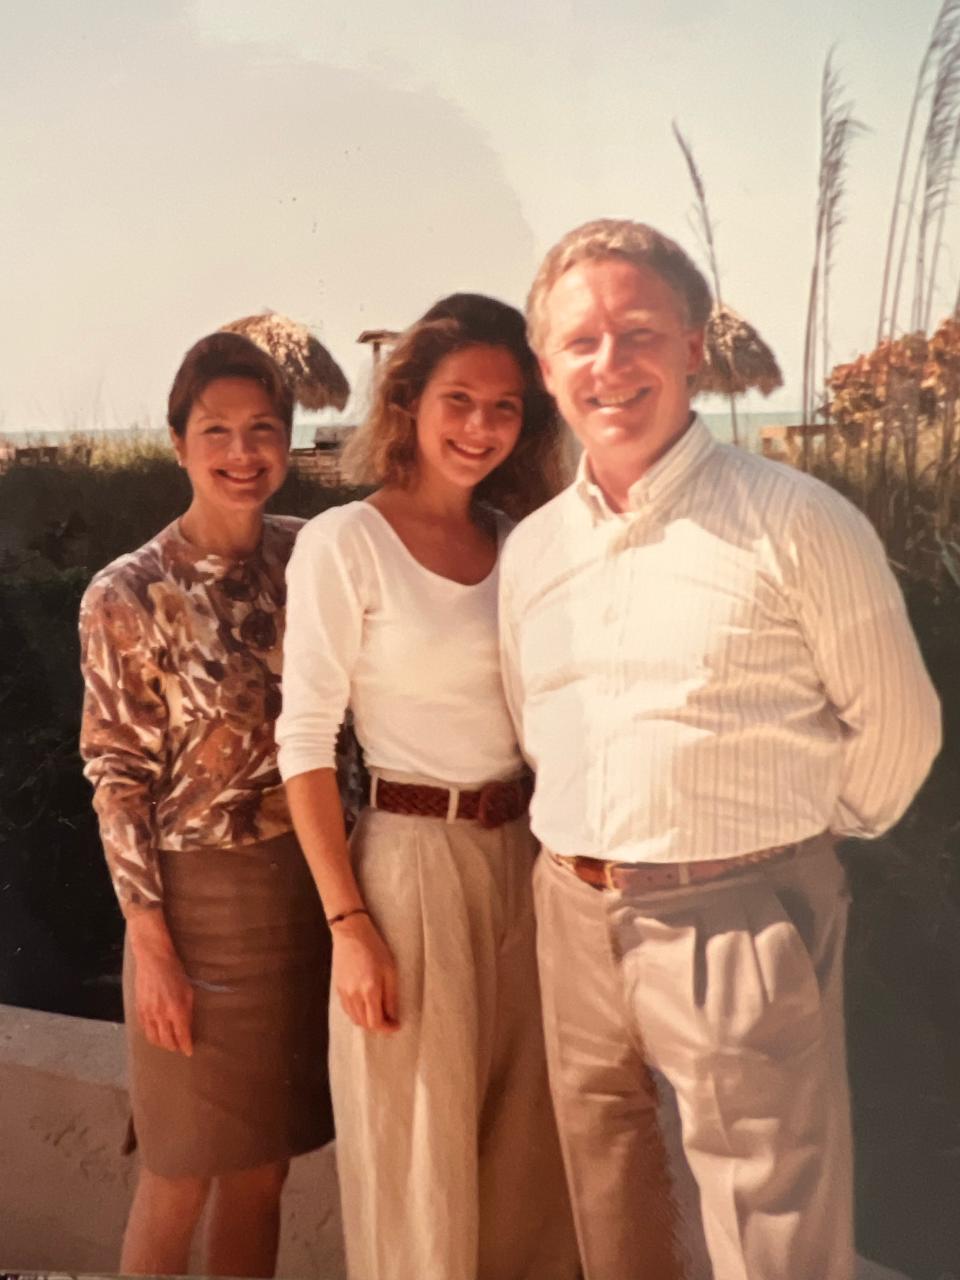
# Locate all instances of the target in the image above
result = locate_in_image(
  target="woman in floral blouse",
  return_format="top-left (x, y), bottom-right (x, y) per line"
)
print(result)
top-left (79, 332), bottom-right (331, 1277)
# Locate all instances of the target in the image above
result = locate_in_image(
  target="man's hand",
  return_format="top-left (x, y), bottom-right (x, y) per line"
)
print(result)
top-left (331, 912), bottom-right (399, 1034)
top-left (126, 908), bottom-right (195, 1056)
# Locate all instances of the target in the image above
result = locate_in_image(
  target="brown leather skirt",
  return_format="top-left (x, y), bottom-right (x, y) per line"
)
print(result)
top-left (123, 831), bottom-right (333, 1178)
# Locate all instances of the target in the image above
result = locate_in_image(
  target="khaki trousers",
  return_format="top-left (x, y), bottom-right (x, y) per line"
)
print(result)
top-left (330, 801), bottom-right (578, 1280)
top-left (534, 837), bottom-right (855, 1280)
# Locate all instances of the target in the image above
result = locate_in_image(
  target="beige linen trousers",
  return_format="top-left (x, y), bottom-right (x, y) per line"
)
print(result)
top-left (535, 836), bottom-right (855, 1280)
top-left (330, 793), bottom-right (578, 1280)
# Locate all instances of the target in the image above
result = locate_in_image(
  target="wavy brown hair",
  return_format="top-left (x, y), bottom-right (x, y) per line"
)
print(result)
top-left (341, 293), bottom-right (567, 520)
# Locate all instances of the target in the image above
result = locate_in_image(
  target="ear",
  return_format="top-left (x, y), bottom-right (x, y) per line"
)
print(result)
top-left (169, 425), bottom-right (186, 467)
top-left (685, 327), bottom-right (706, 376)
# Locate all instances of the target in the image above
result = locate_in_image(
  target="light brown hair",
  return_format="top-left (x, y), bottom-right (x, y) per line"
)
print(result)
top-left (526, 218), bottom-right (712, 353)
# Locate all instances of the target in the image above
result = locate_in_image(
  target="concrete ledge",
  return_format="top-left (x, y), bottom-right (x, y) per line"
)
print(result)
top-left (0, 1003), bottom-right (128, 1084)
top-left (0, 1005), bottom-right (910, 1280)
top-left (0, 1004), bottom-right (345, 1278)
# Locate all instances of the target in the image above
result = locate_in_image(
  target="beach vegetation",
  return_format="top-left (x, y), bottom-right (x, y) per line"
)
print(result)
top-left (787, 26), bottom-right (960, 1270)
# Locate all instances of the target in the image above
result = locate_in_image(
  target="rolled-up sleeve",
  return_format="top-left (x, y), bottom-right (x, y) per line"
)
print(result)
top-left (277, 511), bottom-right (364, 782)
top-left (792, 483), bottom-right (942, 837)
top-left (79, 579), bottom-right (168, 911)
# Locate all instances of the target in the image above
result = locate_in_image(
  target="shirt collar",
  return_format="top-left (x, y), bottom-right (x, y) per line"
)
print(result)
top-left (573, 414), bottom-right (716, 522)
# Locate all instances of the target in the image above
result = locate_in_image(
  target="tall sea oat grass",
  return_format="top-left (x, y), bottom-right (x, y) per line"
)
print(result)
top-left (799, 9), bottom-right (960, 574)
top-left (672, 122), bottom-right (740, 445)
top-left (917, 38), bottom-right (960, 329)
top-left (801, 52), bottom-right (864, 467)
top-left (878, 0), bottom-right (960, 342)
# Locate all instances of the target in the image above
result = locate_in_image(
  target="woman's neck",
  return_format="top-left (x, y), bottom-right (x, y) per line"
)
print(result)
top-left (399, 472), bottom-right (475, 526)
top-left (178, 501), bottom-right (264, 558)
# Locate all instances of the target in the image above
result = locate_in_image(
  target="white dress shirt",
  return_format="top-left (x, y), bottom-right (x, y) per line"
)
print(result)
top-left (499, 415), bottom-right (941, 863)
top-left (278, 501), bottom-right (522, 786)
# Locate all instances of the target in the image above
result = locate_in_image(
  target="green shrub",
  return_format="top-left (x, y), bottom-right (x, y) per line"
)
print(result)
top-left (0, 434), bottom-right (361, 578)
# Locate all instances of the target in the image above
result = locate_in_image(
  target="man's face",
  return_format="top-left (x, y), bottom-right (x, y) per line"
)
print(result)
top-left (537, 257), bottom-right (704, 466)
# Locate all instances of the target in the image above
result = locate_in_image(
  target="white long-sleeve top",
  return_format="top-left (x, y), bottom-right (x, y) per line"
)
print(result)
top-left (499, 416), bottom-right (941, 863)
top-left (278, 501), bottom-right (522, 786)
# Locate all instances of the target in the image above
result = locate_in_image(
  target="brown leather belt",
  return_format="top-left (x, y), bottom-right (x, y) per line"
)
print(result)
top-left (552, 835), bottom-right (825, 893)
top-left (368, 774), bottom-right (533, 829)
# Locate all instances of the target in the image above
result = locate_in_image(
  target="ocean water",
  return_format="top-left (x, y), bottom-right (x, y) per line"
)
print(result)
top-left (702, 409), bottom-right (803, 450)
top-left (1, 410), bottom-right (803, 455)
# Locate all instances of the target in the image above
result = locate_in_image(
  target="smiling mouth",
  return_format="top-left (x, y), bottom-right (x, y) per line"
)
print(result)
top-left (447, 441), bottom-right (494, 460)
top-left (589, 388), bottom-right (650, 409)
top-left (218, 469), bottom-right (267, 482)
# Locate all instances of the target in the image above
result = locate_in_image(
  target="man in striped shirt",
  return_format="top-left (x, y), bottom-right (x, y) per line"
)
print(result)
top-left (499, 219), bottom-right (941, 1280)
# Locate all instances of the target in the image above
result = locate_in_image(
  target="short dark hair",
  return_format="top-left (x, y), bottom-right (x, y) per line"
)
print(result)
top-left (527, 218), bottom-right (713, 351)
top-left (167, 331), bottom-right (295, 437)
top-left (341, 292), bottom-right (567, 519)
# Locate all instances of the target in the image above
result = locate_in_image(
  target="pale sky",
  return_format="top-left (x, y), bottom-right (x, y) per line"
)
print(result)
top-left (0, 0), bottom-right (941, 430)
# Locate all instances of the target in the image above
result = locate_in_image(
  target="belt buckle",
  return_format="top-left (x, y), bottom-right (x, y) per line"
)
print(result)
top-left (565, 855), bottom-right (607, 891)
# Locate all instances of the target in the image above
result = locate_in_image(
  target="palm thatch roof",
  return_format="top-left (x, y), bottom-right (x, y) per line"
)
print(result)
top-left (699, 303), bottom-right (783, 397)
top-left (220, 311), bottom-right (350, 411)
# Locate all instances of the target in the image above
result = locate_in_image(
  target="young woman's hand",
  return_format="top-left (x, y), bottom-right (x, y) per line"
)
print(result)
top-left (331, 913), bottom-right (399, 1034)
top-left (284, 770), bottom-right (397, 1032)
top-left (126, 908), bottom-right (195, 1056)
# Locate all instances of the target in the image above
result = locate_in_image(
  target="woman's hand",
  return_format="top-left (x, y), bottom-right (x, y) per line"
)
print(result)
top-left (332, 913), bottom-right (399, 1034)
top-left (126, 908), bottom-right (195, 1056)
top-left (284, 770), bottom-right (397, 1032)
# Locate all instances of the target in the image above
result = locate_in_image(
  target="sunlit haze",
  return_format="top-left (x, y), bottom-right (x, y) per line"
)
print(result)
top-left (0, 0), bottom-right (939, 431)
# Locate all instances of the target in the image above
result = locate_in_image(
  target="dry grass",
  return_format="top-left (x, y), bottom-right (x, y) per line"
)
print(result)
top-left (801, 52), bottom-right (864, 460)
top-left (0, 432), bottom-right (356, 579)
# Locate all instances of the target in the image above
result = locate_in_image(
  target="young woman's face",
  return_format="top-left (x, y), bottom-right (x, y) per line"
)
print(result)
top-left (413, 344), bottom-right (525, 492)
top-left (171, 377), bottom-right (289, 515)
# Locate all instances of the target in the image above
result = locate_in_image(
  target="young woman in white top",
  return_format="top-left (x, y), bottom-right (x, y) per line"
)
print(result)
top-left (276, 294), bottom-right (577, 1280)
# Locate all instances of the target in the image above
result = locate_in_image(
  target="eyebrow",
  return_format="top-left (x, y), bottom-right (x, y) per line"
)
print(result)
top-left (437, 378), bottom-right (524, 398)
top-left (193, 410), bottom-right (283, 423)
top-left (560, 308), bottom-right (659, 333)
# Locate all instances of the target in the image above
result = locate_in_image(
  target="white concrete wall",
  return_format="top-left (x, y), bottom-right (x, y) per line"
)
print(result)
top-left (0, 1004), bottom-right (345, 1278)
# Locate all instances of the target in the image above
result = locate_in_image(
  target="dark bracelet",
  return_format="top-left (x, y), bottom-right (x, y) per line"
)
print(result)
top-left (326, 906), bottom-right (370, 926)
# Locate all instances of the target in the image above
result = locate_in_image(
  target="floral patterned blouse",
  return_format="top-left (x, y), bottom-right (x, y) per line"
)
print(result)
top-left (79, 515), bottom-right (303, 912)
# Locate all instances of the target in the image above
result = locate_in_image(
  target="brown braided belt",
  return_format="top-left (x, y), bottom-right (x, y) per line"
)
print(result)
top-left (552, 833), bottom-right (828, 893)
top-left (368, 774), bottom-right (534, 830)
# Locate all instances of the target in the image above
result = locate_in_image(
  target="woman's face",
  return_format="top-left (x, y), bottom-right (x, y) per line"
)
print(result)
top-left (171, 376), bottom-right (289, 515)
top-left (413, 344), bottom-right (525, 493)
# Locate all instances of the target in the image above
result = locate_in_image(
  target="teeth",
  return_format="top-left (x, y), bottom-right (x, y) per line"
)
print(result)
top-left (596, 389), bottom-right (644, 407)
top-left (449, 442), bottom-right (489, 457)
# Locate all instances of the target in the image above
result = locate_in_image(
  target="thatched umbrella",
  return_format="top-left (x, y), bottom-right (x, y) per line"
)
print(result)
top-left (699, 304), bottom-right (783, 398)
top-left (220, 311), bottom-right (350, 411)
